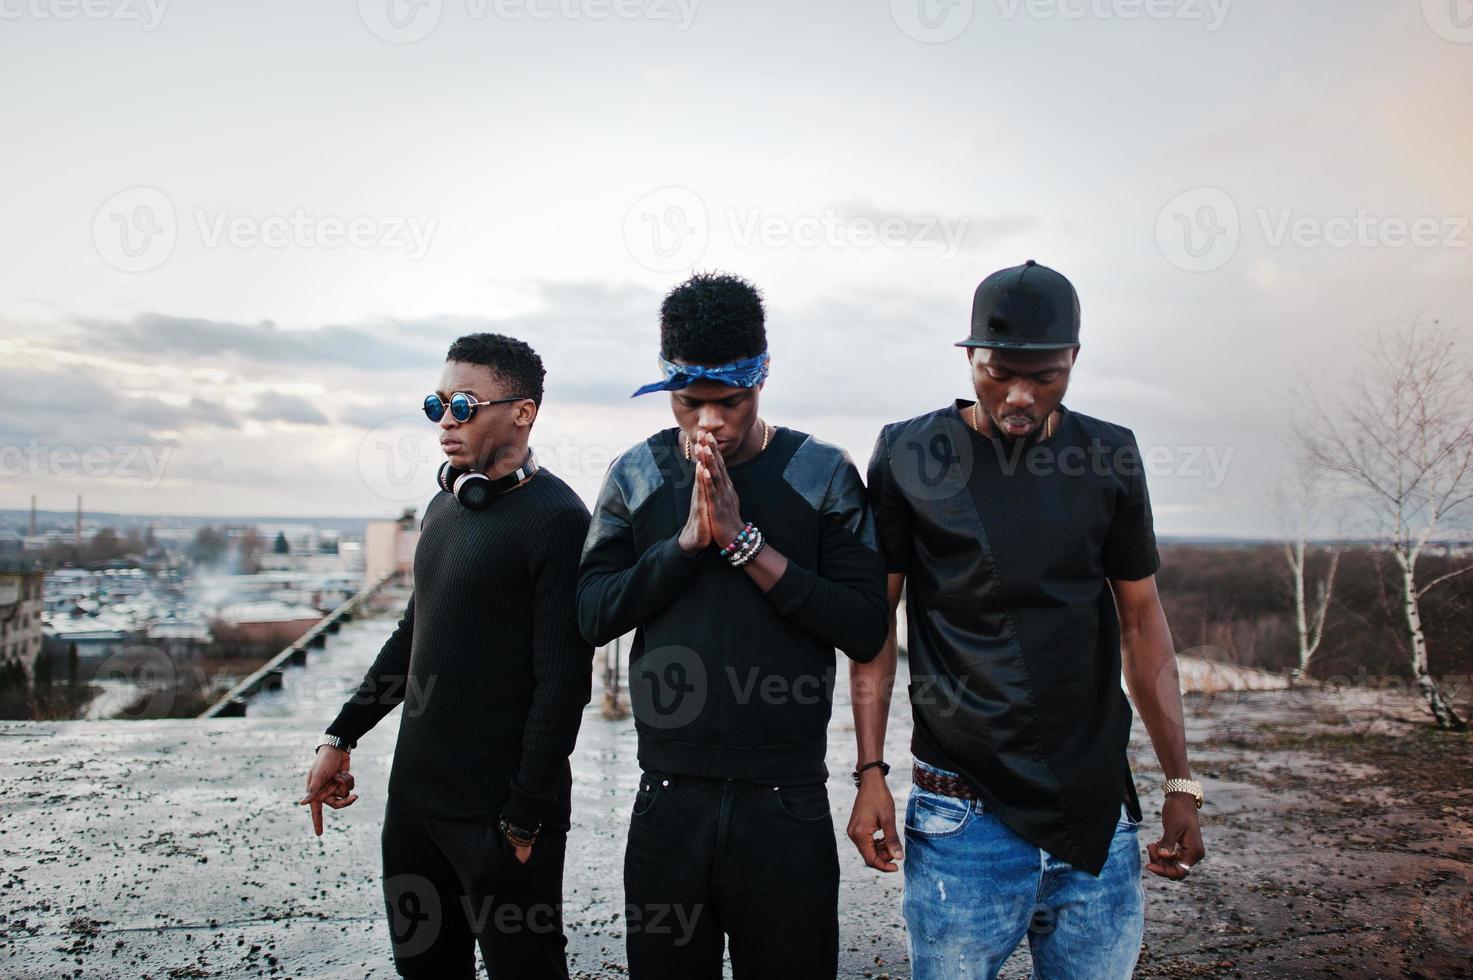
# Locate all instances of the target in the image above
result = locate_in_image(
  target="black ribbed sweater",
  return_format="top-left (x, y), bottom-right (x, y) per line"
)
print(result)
top-left (326, 469), bottom-right (593, 829)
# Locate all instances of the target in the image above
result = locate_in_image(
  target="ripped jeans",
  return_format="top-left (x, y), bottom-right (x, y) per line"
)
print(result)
top-left (902, 761), bottom-right (1144, 980)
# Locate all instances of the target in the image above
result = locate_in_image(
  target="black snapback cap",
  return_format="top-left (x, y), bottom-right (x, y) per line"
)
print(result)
top-left (955, 259), bottom-right (1081, 350)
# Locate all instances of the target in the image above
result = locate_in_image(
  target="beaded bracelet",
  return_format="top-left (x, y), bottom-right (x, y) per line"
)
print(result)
top-left (729, 528), bottom-right (765, 567)
top-left (719, 523), bottom-right (755, 559)
top-left (499, 817), bottom-right (539, 848)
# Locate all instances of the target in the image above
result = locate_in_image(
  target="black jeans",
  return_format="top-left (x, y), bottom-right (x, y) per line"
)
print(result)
top-left (623, 770), bottom-right (840, 979)
top-left (380, 792), bottom-right (570, 979)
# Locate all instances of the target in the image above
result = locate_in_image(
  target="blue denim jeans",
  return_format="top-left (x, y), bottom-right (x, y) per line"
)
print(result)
top-left (903, 761), bottom-right (1144, 980)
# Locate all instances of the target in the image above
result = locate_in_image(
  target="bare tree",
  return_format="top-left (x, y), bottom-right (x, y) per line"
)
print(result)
top-left (1300, 318), bottom-right (1473, 730)
top-left (1273, 465), bottom-right (1340, 682)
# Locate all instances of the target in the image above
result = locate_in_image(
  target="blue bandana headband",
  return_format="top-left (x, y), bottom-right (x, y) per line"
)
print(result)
top-left (630, 350), bottom-right (771, 397)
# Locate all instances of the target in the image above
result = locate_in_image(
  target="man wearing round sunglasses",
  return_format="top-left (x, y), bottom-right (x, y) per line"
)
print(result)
top-left (300, 333), bottom-right (594, 980)
top-left (577, 272), bottom-right (888, 979)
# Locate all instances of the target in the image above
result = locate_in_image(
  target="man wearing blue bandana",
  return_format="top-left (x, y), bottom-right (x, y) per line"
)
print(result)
top-left (577, 271), bottom-right (888, 979)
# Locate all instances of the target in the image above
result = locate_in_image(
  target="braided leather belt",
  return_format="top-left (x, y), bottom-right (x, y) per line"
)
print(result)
top-left (912, 764), bottom-right (979, 801)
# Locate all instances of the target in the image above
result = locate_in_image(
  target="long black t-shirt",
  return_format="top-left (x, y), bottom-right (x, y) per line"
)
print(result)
top-left (326, 470), bottom-right (593, 830)
top-left (577, 426), bottom-right (888, 783)
top-left (868, 401), bottom-right (1159, 876)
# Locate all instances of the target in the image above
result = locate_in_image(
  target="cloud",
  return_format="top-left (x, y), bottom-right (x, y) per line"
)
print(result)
top-left (249, 391), bottom-right (330, 426)
top-left (63, 313), bottom-right (446, 371)
top-left (0, 366), bottom-right (229, 454)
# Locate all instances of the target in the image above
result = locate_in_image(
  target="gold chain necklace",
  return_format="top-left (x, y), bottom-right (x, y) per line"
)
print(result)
top-left (971, 402), bottom-right (1053, 440)
top-left (685, 420), bottom-right (770, 461)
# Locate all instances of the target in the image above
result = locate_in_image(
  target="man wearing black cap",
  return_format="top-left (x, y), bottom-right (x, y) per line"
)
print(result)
top-left (847, 261), bottom-right (1206, 978)
top-left (578, 271), bottom-right (888, 979)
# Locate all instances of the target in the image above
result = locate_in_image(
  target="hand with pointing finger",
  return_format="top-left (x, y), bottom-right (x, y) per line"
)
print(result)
top-left (298, 746), bottom-right (358, 836)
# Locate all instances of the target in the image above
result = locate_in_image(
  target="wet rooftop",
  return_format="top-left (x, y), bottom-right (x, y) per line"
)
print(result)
top-left (3, 614), bottom-right (1469, 978)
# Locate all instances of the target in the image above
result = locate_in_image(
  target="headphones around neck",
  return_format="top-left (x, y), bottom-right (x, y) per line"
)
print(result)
top-left (436, 450), bottom-right (538, 511)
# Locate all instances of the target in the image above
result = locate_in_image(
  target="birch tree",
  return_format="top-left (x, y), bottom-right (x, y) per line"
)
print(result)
top-left (1274, 465), bottom-right (1340, 682)
top-left (1301, 319), bottom-right (1473, 730)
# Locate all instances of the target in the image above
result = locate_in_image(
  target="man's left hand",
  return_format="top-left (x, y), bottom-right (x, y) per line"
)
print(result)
top-left (1146, 793), bottom-right (1205, 881)
top-left (697, 432), bottom-right (745, 545)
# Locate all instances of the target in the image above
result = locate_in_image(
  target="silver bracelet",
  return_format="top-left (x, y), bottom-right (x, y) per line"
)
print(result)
top-left (316, 733), bottom-right (354, 754)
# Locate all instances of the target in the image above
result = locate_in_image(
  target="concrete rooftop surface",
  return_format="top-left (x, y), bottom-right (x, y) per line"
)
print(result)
top-left (3, 616), bottom-right (1470, 978)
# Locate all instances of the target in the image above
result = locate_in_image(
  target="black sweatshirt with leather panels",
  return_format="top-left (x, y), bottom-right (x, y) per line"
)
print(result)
top-left (576, 426), bottom-right (887, 784)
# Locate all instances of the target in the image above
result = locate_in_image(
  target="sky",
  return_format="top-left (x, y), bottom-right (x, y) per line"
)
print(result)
top-left (2, 0), bottom-right (1471, 535)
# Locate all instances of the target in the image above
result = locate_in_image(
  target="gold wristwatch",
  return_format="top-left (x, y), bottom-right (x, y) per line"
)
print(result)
top-left (1163, 778), bottom-right (1203, 809)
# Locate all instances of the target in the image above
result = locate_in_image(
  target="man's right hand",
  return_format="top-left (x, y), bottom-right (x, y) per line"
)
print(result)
top-left (677, 445), bottom-right (713, 556)
top-left (847, 773), bottom-right (903, 872)
top-left (298, 746), bottom-right (357, 837)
